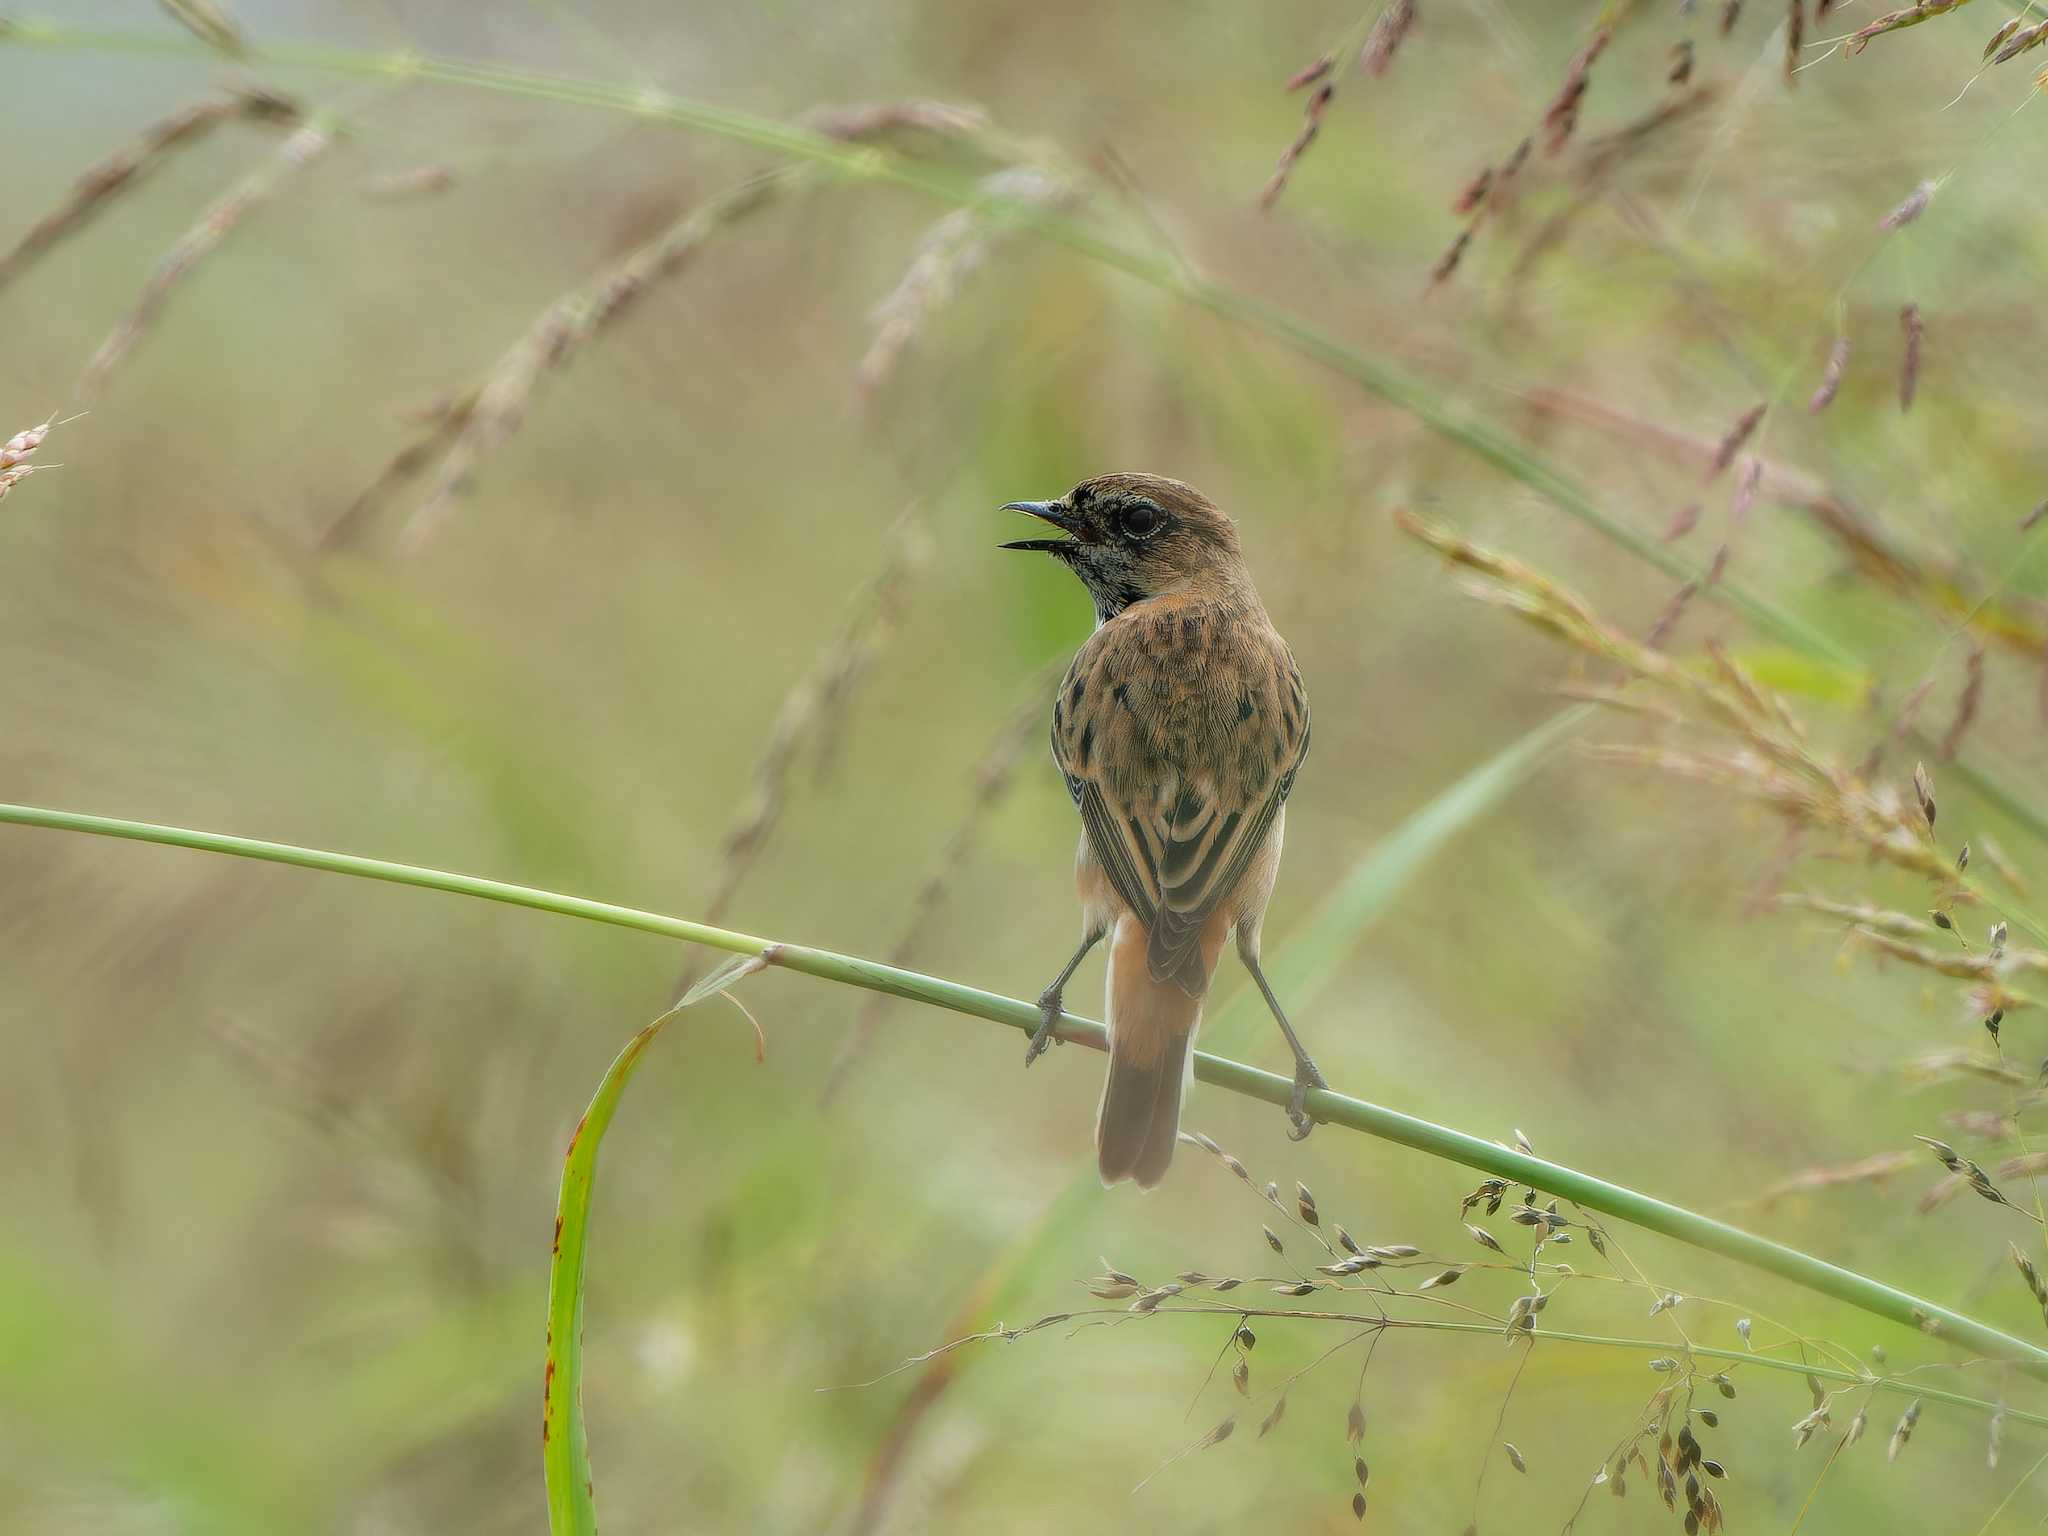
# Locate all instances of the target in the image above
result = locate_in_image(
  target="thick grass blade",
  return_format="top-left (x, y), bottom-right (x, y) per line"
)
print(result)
top-left (544, 956), bottom-right (765, 1533)
top-left (1207, 704), bottom-right (1590, 1054)
top-left (6, 798), bottom-right (2048, 1386)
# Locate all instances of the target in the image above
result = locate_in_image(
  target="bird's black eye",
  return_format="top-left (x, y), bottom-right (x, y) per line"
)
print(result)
top-left (1119, 500), bottom-right (1164, 540)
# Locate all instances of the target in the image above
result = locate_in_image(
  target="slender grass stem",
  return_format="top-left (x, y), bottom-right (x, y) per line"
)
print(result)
top-left (1018, 1305), bottom-right (2048, 1431)
top-left (4, 797), bottom-right (2047, 1380)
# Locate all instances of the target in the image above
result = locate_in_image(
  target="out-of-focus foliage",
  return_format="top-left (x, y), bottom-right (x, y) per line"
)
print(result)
top-left (3, 0), bottom-right (2048, 1530)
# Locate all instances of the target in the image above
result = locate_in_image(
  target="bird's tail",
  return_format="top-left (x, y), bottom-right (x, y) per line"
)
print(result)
top-left (1097, 914), bottom-right (1208, 1190)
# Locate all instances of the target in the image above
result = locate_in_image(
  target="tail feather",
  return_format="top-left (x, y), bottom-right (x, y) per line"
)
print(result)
top-left (1097, 916), bottom-right (1205, 1190)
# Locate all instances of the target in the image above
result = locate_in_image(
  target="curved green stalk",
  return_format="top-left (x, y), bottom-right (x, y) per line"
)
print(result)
top-left (3, 798), bottom-right (2045, 1381)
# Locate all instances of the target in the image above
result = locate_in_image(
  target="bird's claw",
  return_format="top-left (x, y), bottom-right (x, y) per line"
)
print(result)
top-left (1286, 1058), bottom-right (1326, 1141)
top-left (1024, 994), bottom-right (1063, 1067)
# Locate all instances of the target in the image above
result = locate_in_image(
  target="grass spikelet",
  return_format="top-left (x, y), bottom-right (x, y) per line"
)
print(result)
top-left (1542, 28), bottom-right (1610, 155)
top-left (1887, 1397), bottom-right (1921, 1461)
top-left (1452, 165), bottom-right (1492, 214)
top-left (1879, 178), bottom-right (1935, 231)
top-left (81, 117), bottom-right (333, 399)
top-left (1898, 303), bottom-right (1923, 412)
top-left (1297, 1181), bottom-right (1320, 1226)
top-left (1989, 17), bottom-right (2048, 62)
top-left (1260, 83), bottom-right (1335, 209)
top-left (1786, 0), bottom-right (1805, 82)
top-left (1285, 52), bottom-right (1336, 90)
top-left (156, 0), bottom-right (247, 56)
top-left (1360, 0), bottom-right (1418, 76)
top-left (1730, 457), bottom-right (1762, 529)
top-left (1983, 15), bottom-right (2024, 56)
top-left (1916, 1135), bottom-right (2030, 1214)
top-left (1845, 0), bottom-right (1974, 57)
top-left (1937, 647), bottom-right (1983, 761)
top-left (395, 171), bottom-right (790, 550)
top-left (1429, 228), bottom-right (1472, 287)
top-left (362, 163), bottom-right (457, 200)
top-left (1808, 337), bottom-right (1849, 414)
top-left (0, 411), bottom-right (76, 506)
top-left (0, 85), bottom-right (296, 294)
top-left (858, 165), bottom-right (1071, 395)
top-left (1705, 402), bottom-right (1766, 482)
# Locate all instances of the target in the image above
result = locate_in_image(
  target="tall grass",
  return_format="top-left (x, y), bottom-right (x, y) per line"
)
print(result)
top-left (3, 794), bottom-right (2047, 1531)
top-left (7, 3), bottom-right (2048, 1530)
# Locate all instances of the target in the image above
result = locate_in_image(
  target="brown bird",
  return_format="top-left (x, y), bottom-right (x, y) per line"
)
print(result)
top-left (1002, 473), bottom-right (1320, 1189)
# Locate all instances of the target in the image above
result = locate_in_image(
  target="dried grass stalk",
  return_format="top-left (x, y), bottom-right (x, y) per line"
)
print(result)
top-left (1898, 302), bottom-right (1923, 412)
top-left (363, 163), bottom-right (457, 201)
top-left (821, 677), bottom-right (1050, 1102)
top-left (1845, 0), bottom-right (1974, 56)
top-left (329, 101), bottom-right (1004, 551)
top-left (1261, 84), bottom-right (1335, 209)
top-left (1758, 1151), bottom-right (1919, 1206)
top-left (1396, 509), bottom-right (1966, 889)
top-left (80, 118), bottom-right (332, 399)
top-left (157, 0), bottom-right (247, 56)
top-left (1542, 28), bottom-right (1611, 155)
top-left (669, 511), bottom-right (928, 1000)
top-left (392, 171), bottom-right (789, 551)
top-left (858, 166), bottom-right (1072, 395)
top-left (0, 85), bottom-right (297, 294)
top-left (1521, 388), bottom-right (2048, 659)
top-left (1938, 647), bottom-right (1984, 762)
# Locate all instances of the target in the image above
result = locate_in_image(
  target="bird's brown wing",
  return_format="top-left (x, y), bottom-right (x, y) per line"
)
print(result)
top-left (1141, 712), bottom-right (1308, 992)
top-left (1053, 624), bottom-right (1310, 996)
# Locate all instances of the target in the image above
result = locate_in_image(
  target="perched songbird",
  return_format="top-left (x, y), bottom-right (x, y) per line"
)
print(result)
top-left (1002, 473), bottom-right (1320, 1189)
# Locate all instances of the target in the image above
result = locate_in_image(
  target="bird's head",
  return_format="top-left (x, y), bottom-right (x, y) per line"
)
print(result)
top-left (1000, 473), bottom-right (1243, 622)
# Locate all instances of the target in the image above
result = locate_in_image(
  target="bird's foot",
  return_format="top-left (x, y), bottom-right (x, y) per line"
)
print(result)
top-left (1025, 990), bottom-right (1065, 1067)
top-left (1286, 1056), bottom-right (1327, 1141)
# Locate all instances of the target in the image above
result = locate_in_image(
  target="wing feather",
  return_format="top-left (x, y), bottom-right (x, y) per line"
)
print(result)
top-left (1052, 614), bottom-right (1309, 996)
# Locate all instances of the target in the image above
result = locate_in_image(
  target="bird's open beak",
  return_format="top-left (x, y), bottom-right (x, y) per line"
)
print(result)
top-left (999, 500), bottom-right (1081, 552)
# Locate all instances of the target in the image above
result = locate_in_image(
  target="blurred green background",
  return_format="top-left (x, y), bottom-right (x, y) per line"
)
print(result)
top-left (4, 0), bottom-right (2048, 1530)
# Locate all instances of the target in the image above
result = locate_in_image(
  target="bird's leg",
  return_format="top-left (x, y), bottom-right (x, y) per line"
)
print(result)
top-left (1027, 927), bottom-right (1105, 1066)
top-left (1240, 945), bottom-right (1325, 1139)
